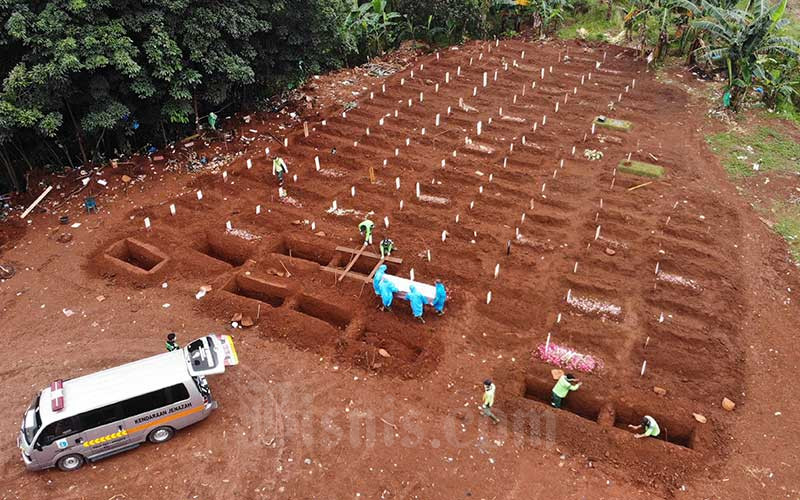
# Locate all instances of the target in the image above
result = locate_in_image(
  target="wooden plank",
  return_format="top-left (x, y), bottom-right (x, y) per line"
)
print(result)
top-left (365, 259), bottom-right (385, 282)
top-left (337, 243), bottom-right (367, 282)
top-left (358, 259), bottom-right (386, 297)
top-left (335, 246), bottom-right (402, 264)
top-left (19, 186), bottom-right (53, 219)
top-left (321, 266), bottom-right (370, 283)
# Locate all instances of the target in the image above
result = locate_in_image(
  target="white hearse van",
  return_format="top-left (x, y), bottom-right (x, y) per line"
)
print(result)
top-left (18, 334), bottom-right (238, 471)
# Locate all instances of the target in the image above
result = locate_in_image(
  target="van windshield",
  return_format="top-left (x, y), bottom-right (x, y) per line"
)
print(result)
top-left (22, 395), bottom-right (41, 445)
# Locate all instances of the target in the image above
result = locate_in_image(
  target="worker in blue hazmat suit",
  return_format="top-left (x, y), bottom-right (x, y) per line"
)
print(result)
top-left (373, 264), bottom-right (387, 295)
top-left (378, 278), bottom-right (398, 311)
top-left (432, 279), bottom-right (447, 316)
top-left (407, 285), bottom-right (425, 324)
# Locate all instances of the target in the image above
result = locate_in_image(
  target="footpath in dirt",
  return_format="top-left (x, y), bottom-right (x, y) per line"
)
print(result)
top-left (0, 38), bottom-right (798, 500)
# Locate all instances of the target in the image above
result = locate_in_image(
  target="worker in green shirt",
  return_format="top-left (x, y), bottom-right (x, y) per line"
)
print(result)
top-left (628, 415), bottom-right (660, 439)
top-left (165, 333), bottom-right (179, 352)
top-left (208, 112), bottom-right (218, 130)
top-left (480, 379), bottom-right (500, 424)
top-left (358, 218), bottom-right (374, 245)
top-left (551, 373), bottom-right (581, 408)
top-left (379, 236), bottom-right (395, 258)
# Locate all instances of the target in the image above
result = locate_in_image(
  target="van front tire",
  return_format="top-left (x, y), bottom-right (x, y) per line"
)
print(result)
top-left (147, 426), bottom-right (175, 444)
top-left (57, 454), bottom-right (85, 472)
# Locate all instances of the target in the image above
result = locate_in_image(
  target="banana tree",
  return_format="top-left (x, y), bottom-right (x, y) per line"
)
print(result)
top-left (522, 0), bottom-right (572, 38)
top-left (678, 0), bottom-right (799, 109)
top-left (346, 0), bottom-right (402, 58)
top-left (754, 56), bottom-right (799, 109)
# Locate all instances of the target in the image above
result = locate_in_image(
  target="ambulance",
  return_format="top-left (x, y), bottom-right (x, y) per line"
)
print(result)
top-left (18, 334), bottom-right (238, 471)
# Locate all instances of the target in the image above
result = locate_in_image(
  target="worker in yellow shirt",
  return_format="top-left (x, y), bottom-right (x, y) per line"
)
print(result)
top-left (480, 379), bottom-right (500, 424)
top-left (551, 373), bottom-right (581, 408)
top-left (628, 415), bottom-right (661, 439)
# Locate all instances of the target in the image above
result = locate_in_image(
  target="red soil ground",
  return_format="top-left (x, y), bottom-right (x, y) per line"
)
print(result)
top-left (1, 38), bottom-right (799, 499)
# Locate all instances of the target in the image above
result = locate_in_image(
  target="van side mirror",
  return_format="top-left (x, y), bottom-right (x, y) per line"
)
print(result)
top-left (33, 443), bottom-right (42, 452)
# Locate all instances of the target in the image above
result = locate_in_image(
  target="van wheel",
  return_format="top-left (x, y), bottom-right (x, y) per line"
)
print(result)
top-left (147, 426), bottom-right (175, 444)
top-left (57, 454), bottom-right (85, 471)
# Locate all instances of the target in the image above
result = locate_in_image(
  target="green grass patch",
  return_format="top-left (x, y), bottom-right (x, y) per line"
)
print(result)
top-left (558, 0), bottom-right (622, 41)
top-left (773, 202), bottom-right (800, 264)
top-left (706, 126), bottom-right (800, 177)
top-left (618, 160), bottom-right (665, 178)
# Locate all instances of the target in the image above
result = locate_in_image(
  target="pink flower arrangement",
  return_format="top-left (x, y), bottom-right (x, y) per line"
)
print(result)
top-left (535, 342), bottom-right (602, 373)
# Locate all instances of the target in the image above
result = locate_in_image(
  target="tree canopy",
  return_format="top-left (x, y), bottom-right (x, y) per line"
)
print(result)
top-left (0, 0), bottom-right (351, 190)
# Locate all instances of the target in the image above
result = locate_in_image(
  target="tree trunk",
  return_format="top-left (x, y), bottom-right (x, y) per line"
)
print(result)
top-left (193, 93), bottom-right (200, 134)
top-left (58, 141), bottom-right (75, 169)
top-left (11, 139), bottom-right (33, 172)
top-left (655, 31), bottom-right (668, 61)
top-left (606, 0), bottom-right (613, 20)
top-left (64, 99), bottom-right (89, 167)
top-left (0, 146), bottom-right (21, 192)
top-left (43, 141), bottom-right (64, 168)
top-left (92, 129), bottom-right (107, 162)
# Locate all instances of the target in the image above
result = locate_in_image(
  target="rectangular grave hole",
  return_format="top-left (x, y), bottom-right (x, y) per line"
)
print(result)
top-left (612, 406), bottom-right (694, 449)
top-left (106, 238), bottom-right (165, 272)
top-left (275, 237), bottom-right (334, 266)
top-left (194, 236), bottom-right (248, 267)
top-left (360, 331), bottom-right (422, 364)
top-left (296, 295), bottom-right (352, 330)
top-left (524, 377), bottom-right (601, 422)
top-left (224, 275), bottom-right (287, 307)
top-left (337, 253), bottom-right (399, 275)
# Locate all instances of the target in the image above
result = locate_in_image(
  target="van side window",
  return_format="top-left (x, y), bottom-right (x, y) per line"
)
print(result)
top-left (37, 417), bottom-right (79, 446)
top-left (79, 404), bottom-right (123, 431)
top-left (121, 384), bottom-right (190, 419)
top-left (166, 383), bottom-right (191, 404)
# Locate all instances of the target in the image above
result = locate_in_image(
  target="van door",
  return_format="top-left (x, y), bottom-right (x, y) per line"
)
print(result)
top-left (31, 416), bottom-right (81, 467)
top-left (183, 335), bottom-right (239, 376)
top-left (78, 405), bottom-right (131, 460)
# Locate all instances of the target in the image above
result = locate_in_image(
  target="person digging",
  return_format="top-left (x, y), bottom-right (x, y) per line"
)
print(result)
top-left (479, 379), bottom-right (500, 424)
top-left (628, 415), bottom-right (661, 439)
top-left (358, 217), bottom-right (374, 245)
top-left (551, 373), bottom-right (581, 408)
top-left (379, 236), bottom-right (395, 259)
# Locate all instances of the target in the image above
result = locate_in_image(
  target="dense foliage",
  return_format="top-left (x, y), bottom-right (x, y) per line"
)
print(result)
top-left (0, 0), bottom-right (351, 191)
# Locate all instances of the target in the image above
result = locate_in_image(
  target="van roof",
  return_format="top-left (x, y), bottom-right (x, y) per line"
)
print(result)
top-left (39, 350), bottom-right (190, 423)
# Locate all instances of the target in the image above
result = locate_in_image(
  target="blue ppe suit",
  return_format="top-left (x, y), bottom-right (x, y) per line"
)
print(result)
top-left (432, 282), bottom-right (446, 312)
top-left (407, 285), bottom-right (425, 318)
top-left (373, 264), bottom-right (387, 295)
top-left (379, 279), bottom-right (398, 308)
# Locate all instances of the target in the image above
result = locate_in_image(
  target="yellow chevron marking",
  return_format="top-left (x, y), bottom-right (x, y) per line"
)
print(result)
top-left (83, 430), bottom-right (128, 447)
